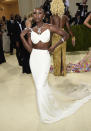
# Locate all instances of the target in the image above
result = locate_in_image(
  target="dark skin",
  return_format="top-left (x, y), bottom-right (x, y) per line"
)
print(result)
top-left (20, 8), bottom-right (69, 53)
top-left (84, 13), bottom-right (91, 29)
top-left (50, 14), bottom-right (75, 46)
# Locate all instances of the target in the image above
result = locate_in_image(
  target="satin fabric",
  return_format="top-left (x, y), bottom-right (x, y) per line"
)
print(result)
top-left (29, 48), bottom-right (91, 123)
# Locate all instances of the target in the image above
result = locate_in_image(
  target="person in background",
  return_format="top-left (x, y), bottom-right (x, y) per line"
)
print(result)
top-left (7, 14), bottom-right (15, 55)
top-left (71, 11), bottom-right (83, 25)
top-left (64, 10), bottom-right (72, 25)
top-left (84, 13), bottom-right (91, 28)
top-left (14, 14), bottom-right (23, 66)
top-left (42, 0), bottom-right (52, 23)
top-left (21, 16), bottom-right (27, 29)
top-left (1, 16), bottom-right (10, 53)
top-left (21, 14), bottom-right (32, 74)
top-left (50, 0), bottom-right (75, 76)
top-left (0, 22), bottom-right (6, 64)
top-left (66, 13), bottom-right (91, 73)
top-left (76, 0), bottom-right (88, 23)
top-left (63, 0), bottom-right (69, 13)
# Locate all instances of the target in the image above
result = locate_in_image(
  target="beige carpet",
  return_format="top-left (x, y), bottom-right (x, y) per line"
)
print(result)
top-left (0, 52), bottom-right (91, 131)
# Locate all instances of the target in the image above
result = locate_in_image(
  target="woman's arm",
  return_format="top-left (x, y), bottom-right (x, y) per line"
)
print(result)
top-left (20, 29), bottom-right (32, 53)
top-left (50, 16), bottom-right (53, 25)
top-left (48, 24), bottom-right (69, 52)
top-left (65, 16), bottom-right (75, 46)
top-left (84, 13), bottom-right (91, 29)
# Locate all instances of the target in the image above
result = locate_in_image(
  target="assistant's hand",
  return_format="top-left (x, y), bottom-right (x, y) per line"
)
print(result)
top-left (72, 36), bottom-right (75, 47)
top-left (48, 46), bottom-right (55, 54)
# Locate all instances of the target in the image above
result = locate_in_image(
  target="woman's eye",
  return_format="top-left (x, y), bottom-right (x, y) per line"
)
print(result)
top-left (38, 11), bottom-right (42, 14)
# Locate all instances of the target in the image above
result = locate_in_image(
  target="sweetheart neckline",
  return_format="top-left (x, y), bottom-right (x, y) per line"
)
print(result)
top-left (31, 29), bottom-right (50, 35)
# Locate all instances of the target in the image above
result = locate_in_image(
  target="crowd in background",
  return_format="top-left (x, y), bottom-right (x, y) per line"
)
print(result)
top-left (0, 14), bottom-right (31, 74)
top-left (42, 0), bottom-right (90, 25)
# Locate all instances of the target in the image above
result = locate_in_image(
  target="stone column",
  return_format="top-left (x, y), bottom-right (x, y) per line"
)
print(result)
top-left (18, 0), bottom-right (33, 18)
top-left (18, 0), bottom-right (46, 18)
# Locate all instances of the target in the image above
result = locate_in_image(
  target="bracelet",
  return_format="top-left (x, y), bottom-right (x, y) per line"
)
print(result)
top-left (61, 38), bottom-right (64, 42)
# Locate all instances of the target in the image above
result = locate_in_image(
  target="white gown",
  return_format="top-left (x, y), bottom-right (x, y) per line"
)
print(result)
top-left (29, 29), bottom-right (91, 123)
top-left (2, 23), bottom-right (10, 52)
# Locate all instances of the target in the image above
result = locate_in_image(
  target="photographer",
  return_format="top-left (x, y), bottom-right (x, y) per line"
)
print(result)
top-left (0, 23), bottom-right (6, 64)
top-left (76, 0), bottom-right (88, 23)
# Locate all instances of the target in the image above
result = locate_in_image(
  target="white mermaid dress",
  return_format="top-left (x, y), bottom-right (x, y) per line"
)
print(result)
top-left (29, 29), bottom-right (91, 123)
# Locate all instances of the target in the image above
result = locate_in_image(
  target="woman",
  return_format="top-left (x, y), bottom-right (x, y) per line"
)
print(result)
top-left (84, 13), bottom-right (91, 28)
top-left (2, 16), bottom-right (10, 53)
top-left (50, 0), bottom-right (75, 76)
top-left (67, 13), bottom-right (91, 73)
top-left (0, 22), bottom-right (6, 64)
top-left (20, 8), bottom-right (91, 123)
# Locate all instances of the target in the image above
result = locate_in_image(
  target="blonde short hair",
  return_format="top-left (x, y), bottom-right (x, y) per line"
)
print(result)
top-left (50, 0), bottom-right (65, 16)
top-left (27, 12), bottom-right (33, 19)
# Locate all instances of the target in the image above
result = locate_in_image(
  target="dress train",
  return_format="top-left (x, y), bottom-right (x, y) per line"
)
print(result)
top-left (29, 48), bottom-right (91, 123)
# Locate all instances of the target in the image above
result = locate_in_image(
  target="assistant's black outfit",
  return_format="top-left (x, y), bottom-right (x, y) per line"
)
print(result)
top-left (42, 0), bottom-right (52, 23)
top-left (21, 20), bottom-right (31, 74)
top-left (76, 2), bottom-right (88, 23)
top-left (14, 20), bottom-right (23, 66)
top-left (7, 19), bottom-right (16, 54)
top-left (14, 19), bottom-right (31, 74)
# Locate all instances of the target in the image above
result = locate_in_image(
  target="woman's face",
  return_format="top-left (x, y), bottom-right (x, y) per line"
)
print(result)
top-left (33, 8), bottom-right (44, 23)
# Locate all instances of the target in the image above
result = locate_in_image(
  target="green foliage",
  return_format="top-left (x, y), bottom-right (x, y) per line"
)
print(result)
top-left (66, 24), bottom-right (91, 52)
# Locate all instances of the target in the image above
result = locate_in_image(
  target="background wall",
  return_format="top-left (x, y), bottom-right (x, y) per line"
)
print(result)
top-left (0, 0), bottom-right (91, 19)
top-left (18, 0), bottom-right (32, 18)
top-left (18, 0), bottom-right (45, 18)
top-left (0, 2), bottom-right (19, 19)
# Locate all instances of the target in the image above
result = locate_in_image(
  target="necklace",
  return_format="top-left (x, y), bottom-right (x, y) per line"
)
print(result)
top-left (37, 27), bottom-right (41, 34)
top-left (36, 24), bottom-right (44, 34)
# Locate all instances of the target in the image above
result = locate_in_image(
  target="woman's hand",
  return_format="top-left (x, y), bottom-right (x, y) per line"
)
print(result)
top-left (72, 36), bottom-right (75, 47)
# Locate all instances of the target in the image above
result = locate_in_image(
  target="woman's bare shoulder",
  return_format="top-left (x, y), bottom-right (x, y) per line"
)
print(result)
top-left (43, 23), bottom-right (52, 29)
top-left (89, 13), bottom-right (91, 18)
